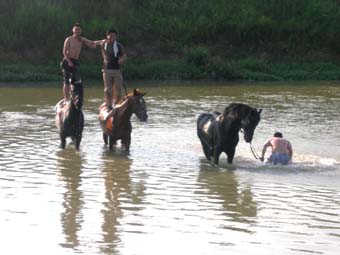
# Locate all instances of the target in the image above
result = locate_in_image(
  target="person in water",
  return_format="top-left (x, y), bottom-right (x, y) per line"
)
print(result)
top-left (260, 132), bottom-right (293, 165)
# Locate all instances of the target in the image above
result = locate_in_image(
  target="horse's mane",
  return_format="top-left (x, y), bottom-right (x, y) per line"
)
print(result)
top-left (223, 103), bottom-right (254, 120)
top-left (116, 88), bottom-right (145, 104)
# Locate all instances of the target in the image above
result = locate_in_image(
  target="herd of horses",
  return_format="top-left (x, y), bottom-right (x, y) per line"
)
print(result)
top-left (55, 83), bottom-right (262, 165)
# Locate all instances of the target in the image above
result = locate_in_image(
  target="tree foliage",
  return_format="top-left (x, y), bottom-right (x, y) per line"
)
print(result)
top-left (1, 0), bottom-right (340, 61)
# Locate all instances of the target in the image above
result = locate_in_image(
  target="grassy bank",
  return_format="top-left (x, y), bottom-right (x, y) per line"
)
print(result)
top-left (2, 58), bottom-right (340, 83)
top-left (1, 0), bottom-right (340, 84)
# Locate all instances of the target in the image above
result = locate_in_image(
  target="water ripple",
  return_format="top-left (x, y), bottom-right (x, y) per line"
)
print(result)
top-left (0, 83), bottom-right (340, 255)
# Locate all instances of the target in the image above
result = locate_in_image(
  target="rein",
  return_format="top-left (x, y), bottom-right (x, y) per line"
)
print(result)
top-left (122, 72), bottom-right (128, 96)
top-left (123, 80), bottom-right (128, 96)
top-left (250, 143), bottom-right (261, 161)
top-left (239, 116), bottom-right (262, 161)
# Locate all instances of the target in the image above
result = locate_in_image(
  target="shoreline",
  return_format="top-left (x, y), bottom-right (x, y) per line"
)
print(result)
top-left (1, 59), bottom-right (340, 83)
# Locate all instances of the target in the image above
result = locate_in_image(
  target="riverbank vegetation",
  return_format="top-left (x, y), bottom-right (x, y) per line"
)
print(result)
top-left (1, 0), bottom-right (340, 82)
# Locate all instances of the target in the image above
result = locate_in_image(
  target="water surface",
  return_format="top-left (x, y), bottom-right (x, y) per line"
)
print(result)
top-left (0, 81), bottom-right (339, 255)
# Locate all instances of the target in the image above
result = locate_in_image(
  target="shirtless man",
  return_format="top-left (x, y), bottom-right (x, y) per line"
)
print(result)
top-left (260, 132), bottom-right (293, 165)
top-left (61, 23), bottom-right (97, 100)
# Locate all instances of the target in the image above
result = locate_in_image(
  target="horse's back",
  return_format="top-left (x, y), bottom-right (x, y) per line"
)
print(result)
top-left (98, 103), bottom-right (114, 135)
top-left (197, 112), bottom-right (221, 141)
top-left (197, 112), bottom-right (220, 127)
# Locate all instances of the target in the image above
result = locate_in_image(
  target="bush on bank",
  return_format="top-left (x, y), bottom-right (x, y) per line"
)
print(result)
top-left (2, 56), bottom-right (340, 83)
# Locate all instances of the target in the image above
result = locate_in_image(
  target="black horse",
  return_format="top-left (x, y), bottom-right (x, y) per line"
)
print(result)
top-left (197, 103), bottom-right (262, 165)
top-left (99, 88), bottom-right (148, 151)
top-left (55, 83), bottom-right (84, 150)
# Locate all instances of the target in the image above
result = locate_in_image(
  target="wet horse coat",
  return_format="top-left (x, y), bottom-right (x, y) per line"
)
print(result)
top-left (197, 103), bottom-right (262, 165)
top-left (99, 88), bottom-right (147, 151)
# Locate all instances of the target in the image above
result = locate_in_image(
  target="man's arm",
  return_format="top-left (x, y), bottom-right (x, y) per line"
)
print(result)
top-left (81, 37), bottom-right (104, 49)
top-left (63, 37), bottom-right (73, 67)
top-left (287, 142), bottom-right (293, 161)
top-left (118, 44), bottom-right (127, 65)
top-left (260, 140), bottom-right (271, 161)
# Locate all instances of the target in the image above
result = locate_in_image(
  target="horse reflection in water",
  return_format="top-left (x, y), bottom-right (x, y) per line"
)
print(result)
top-left (56, 150), bottom-right (84, 248)
top-left (198, 163), bottom-right (257, 227)
top-left (99, 88), bottom-right (148, 151)
top-left (197, 103), bottom-right (262, 165)
top-left (100, 154), bottom-right (145, 254)
top-left (55, 83), bottom-right (84, 150)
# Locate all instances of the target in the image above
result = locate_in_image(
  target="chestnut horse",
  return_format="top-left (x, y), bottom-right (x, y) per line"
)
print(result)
top-left (197, 103), bottom-right (262, 165)
top-left (55, 83), bottom-right (84, 150)
top-left (99, 88), bottom-right (148, 151)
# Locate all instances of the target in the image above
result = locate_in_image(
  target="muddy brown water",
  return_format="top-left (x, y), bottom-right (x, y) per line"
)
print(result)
top-left (0, 81), bottom-right (339, 254)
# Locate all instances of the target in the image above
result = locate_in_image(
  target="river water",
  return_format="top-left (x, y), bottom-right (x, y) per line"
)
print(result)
top-left (0, 81), bottom-right (339, 255)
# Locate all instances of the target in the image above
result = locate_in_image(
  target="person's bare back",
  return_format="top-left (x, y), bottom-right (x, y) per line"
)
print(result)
top-left (270, 137), bottom-right (291, 154)
top-left (260, 132), bottom-right (293, 163)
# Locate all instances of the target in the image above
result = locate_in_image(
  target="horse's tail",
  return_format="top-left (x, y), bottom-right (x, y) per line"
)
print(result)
top-left (197, 113), bottom-right (210, 126)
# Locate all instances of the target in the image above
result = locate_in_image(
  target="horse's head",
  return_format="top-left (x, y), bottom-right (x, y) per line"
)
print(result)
top-left (70, 83), bottom-right (83, 110)
top-left (130, 88), bottom-right (148, 121)
top-left (241, 108), bottom-right (262, 143)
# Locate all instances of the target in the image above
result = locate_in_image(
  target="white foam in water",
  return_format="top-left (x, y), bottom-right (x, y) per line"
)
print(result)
top-left (232, 143), bottom-right (340, 173)
top-left (291, 153), bottom-right (340, 172)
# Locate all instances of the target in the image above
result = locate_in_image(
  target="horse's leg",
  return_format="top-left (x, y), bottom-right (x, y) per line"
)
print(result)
top-left (75, 112), bottom-right (83, 150)
top-left (200, 140), bottom-right (211, 160)
top-left (103, 133), bottom-right (108, 145)
top-left (75, 135), bottom-right (82, 150)
top-left (213, 145), bottom-right (222, 165)
top-left (121, 135), bottom-right (131, 152)
top-left (109, 136), bottom-right (116, 150)
top-left (197, 129), bottom-right (212, 160)
top-left (60, 133), bottom-right (66, 149)
top-left (227, 147), bottom-right (236, 164)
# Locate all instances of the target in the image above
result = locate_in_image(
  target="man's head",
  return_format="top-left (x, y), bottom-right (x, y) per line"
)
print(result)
top-left (72, 23), bottom-right (82, 37)
top-left (273, 132), bottom-right (283, 138)
top-left (106, 29), bottom-right (117, 42)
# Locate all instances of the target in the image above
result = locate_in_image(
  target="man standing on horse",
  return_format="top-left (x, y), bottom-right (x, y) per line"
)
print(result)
top-left (96, 29), bottom-right (127, 109)
top-left (60, 23), bottom-right (97, 101)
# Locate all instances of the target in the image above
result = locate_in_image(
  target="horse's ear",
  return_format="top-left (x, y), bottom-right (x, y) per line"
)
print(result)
top-left (133, 88), bottom-right (146, 97)
top-left (258, 108), bottom-right (262, 115)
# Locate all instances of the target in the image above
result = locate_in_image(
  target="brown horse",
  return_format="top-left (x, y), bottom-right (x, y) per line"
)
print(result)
top-left (99, 88), bottom-right (148, 151)
top-left (55, 83), bottom-right (84, 150)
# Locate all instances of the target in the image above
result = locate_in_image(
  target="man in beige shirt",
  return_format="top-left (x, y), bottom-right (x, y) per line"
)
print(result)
top-left (260, 132), bottom-right (293, 165)
top-left (96, 29), bottom-right (127, 108)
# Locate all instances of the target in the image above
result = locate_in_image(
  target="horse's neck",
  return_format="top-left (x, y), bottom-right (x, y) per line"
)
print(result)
top-left (115, 98), bottom-right (133, 122)
top-left (61, 102), bottom-right (79, 124)
top-left (221, 116), bottom-right (241, 133)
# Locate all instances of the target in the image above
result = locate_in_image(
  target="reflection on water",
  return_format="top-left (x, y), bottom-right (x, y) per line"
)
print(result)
top-left (100, 152), bottom-right (134, 254)
top-left (198, 162), bottom-right (257, 231)
top-left (57, 150), bottom-right (84, 248)
top-left (0, 81), bottom-right (340, 255)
